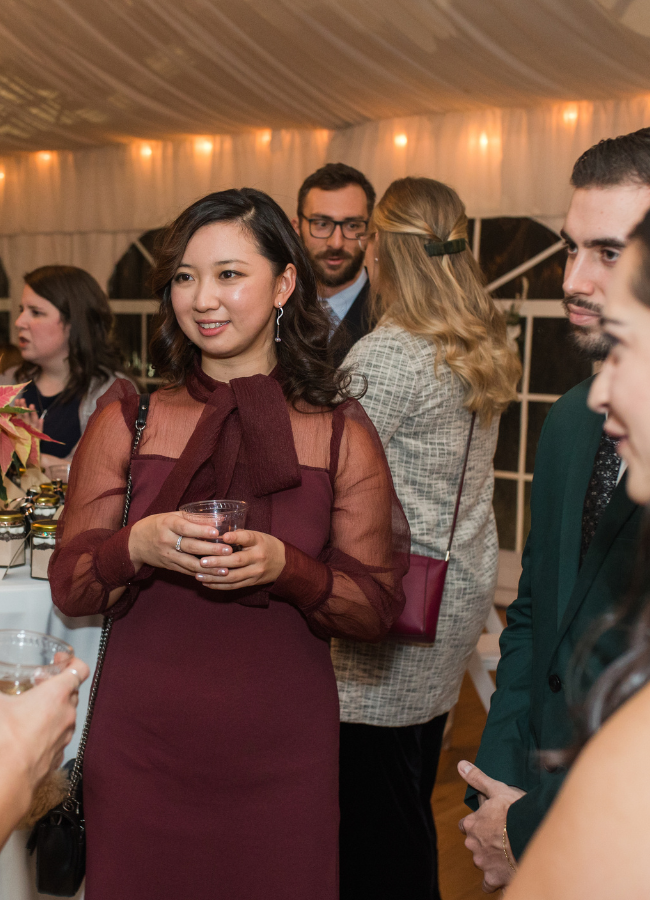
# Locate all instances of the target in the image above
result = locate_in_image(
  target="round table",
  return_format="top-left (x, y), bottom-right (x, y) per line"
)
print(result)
top-left (0, 561), bottom-right (101, 900)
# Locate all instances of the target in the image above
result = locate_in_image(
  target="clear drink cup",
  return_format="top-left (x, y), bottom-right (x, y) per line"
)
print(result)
top-left (45, 464), bottom-right (71, 484)
top-left (179, 500), bottom-right (248, 550)
top-left (0, 630), bottom-right (73, 695)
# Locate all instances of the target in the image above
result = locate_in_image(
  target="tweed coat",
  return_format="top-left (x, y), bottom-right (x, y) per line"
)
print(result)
top-left (331, 324), bottom-right (500, 726)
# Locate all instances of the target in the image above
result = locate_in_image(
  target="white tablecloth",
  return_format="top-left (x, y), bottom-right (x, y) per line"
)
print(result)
top-left (0, 561), bottom-right (101, 900)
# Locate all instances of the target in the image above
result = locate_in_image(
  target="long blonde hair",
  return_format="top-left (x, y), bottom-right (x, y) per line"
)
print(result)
top-left (370, 177), bottom-right (521, 426)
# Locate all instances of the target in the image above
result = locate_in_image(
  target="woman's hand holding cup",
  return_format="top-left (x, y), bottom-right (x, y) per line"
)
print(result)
top-left (128, 500), bottom-right (285, 588)
top-left (128, 512), bottom-right (225, 577)
top-left (0, 656), bottom-right (89, 835)
top-left (194, 529), bottom-right (286, 590)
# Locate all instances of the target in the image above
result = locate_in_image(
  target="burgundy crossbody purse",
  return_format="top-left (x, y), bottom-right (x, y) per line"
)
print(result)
top-left (390, 412), bottom-right (476, 643)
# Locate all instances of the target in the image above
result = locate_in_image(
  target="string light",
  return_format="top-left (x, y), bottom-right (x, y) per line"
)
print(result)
top-left (258, 129), bottom-right (272, 145)
top-left (394, 133), bottom-right (408, 147)
top-left (194, 137), bottom-right (213, 154)
top-left (38, 152), bottom-right (52, 163)
top-left (0, 171), bottom-right (5, 181)
top-left (140, 144), bottom-right (153, 158)
top-left (479, 132), bottom-right (489, 150)
top-left (563, 104), bottom-right (578, 125)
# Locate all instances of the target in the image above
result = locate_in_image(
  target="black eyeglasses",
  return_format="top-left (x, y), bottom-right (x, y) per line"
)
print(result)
top-left (300, 215), bottom-right (369, 240)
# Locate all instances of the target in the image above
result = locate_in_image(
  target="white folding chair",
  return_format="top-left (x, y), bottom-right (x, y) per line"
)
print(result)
top-left (467, 605), bottom-right (503, 713)
top-left (467, 551), bottom-right (523, 712)
top-left (494, 549), bottom-right (520, 609)
top-left (444, 553), bottom-right (522, 745)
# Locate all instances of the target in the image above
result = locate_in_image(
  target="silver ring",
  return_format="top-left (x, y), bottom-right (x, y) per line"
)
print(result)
top-left (175, 535), bottom-right (183, 553)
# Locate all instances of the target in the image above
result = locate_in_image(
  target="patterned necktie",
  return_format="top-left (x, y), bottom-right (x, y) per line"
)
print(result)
top-left (580, 431), bottom-right (620, 565)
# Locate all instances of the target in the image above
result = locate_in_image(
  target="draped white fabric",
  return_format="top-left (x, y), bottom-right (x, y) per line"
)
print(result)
top-left (1, 95), bottom-right (650, 305)
top-left (0, 129), bottom-right (331, 306)
top-left (1, 0), bottom-right (649, 151)
top-left (330, 95), bottom-right (650, 234)
top-left (1, 0), bottom-right (650, 305)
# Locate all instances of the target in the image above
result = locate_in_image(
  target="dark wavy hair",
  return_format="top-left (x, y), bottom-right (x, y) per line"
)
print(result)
top-left (560, 208), bottom-right (650, 763)
top-left (16, 265), bottom-right (124, 403)
top-left (571, 127), bottom-right (650, 189)
top-left (149, 188), bottom-right (355, 407)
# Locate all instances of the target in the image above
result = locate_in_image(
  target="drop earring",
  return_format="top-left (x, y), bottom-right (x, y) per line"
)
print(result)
top-left (275, 305), bottom-right (284, 343)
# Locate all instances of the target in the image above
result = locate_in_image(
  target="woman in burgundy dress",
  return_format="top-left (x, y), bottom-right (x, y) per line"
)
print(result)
top-left (49, 188), bottom-right (408, 900)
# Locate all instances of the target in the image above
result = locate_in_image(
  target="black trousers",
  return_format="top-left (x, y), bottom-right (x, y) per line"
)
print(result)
top-left (339, 714), bottom-right (449, 900)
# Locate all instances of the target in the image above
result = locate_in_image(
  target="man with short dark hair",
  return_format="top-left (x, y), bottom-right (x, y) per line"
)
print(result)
top-left (562, 129), bottom-right (650, 359)
top-left (459, 128), bottom-right (650, 892)
top-left (293, 163), bottom-right (376, 363)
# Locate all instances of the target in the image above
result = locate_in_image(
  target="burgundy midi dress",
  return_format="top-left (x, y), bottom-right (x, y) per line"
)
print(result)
top-left (49, 367), bottom-right (408, 900)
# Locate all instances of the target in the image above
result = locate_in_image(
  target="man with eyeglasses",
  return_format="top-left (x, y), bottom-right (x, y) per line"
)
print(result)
top-left (293, 163), bottom-right (376, 364)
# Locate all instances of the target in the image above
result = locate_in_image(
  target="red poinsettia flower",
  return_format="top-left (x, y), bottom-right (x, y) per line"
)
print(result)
top-left (0, 383), bottom-right (60, 480)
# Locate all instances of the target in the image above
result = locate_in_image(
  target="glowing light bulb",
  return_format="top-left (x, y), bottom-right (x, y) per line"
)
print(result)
top-left (258, 129), bottom-right (272, 145)
top-left (195, 138), bottom-right (213, 154)
top-left (479, 132), bottom-right (489, 150)
top-left (0, 171), bottom-right (6, 181)
top-left (140, 144), bottom-right (153, 158)
top-left (563, 105), bottom-right (578, 125)
top-left (394, 133), bottom-right (408, 147)
top-left (38, 152), bottom-right (52, 162)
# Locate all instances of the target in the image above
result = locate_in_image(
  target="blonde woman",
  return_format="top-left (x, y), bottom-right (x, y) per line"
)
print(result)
top-left (332, 177), bottom-right (521, 900)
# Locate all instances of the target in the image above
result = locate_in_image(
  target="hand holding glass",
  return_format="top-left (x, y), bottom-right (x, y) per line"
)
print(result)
top-left (0, 630), bottom-right (73, 695)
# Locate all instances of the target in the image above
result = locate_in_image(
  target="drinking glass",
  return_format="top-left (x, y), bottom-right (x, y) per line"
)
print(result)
top-left (45, 464), bottom-right (71, 484)
top-left (179, 500), bottom-right (248, 549)
top-left (0, 630), bottom-right (73, 695)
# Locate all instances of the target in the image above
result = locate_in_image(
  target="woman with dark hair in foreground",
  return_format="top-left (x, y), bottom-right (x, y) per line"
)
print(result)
top-left (507, 208), bottom-right (650, 898)
top-left (49, 188), bottom-right (408, 899)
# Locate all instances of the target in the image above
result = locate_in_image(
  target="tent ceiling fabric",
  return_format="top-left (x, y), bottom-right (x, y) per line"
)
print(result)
top-left (1, 94), bottom-right (649, 309)
top-left (1, 0), bottom-right (650, 152)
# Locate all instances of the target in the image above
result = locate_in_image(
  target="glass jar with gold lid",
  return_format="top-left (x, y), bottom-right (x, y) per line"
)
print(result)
top-left (33, 494), bottom-right (60, 519)
top-left (39, 481), bottom-right (67, 503)
top-left (0, 511), bottom-right (27, 567)
top-left (31, 520), bottom-right (57, 580)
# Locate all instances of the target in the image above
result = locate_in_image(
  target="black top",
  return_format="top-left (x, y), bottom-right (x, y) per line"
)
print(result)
top-left (21, 383), bottom-right (82, 458)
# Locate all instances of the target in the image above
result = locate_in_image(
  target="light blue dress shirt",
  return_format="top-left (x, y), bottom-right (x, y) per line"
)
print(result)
top-left (321, 268), bottom-right (368, 325)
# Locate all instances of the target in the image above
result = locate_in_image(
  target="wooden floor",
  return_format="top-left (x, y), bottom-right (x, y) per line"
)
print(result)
top-left (431, 672), bottom-right (493, 900)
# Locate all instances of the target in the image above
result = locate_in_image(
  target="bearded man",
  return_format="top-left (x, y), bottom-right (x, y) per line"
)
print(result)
top-left (293, 163), bottom-right (375, 364)
top-left (459, 128), bottom-right (650, 892)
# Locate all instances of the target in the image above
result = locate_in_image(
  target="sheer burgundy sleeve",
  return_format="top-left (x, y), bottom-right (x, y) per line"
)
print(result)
top-left (49, 379), bottom-right (140, 618)
top-left (271, 400), bottom-right (409, 641)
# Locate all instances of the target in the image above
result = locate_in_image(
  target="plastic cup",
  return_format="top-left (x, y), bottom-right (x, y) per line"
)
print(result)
top-left (0, 630), bottom-right (73, 695)
top-left (179, 500), bottom-right (248, 544)
top-left (45, 464), bottom-right (71, 484)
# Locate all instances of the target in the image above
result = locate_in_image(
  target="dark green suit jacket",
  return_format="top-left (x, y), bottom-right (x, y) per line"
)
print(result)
top-left (466, 377), bottom-right (642, 859)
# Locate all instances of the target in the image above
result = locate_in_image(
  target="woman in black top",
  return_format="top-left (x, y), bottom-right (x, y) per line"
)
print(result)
top-left (6, 266), bottom-right (128, 467)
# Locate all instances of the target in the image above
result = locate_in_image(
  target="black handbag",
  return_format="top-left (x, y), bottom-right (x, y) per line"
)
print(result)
top-left (27, 393), bottom-right (149, 896)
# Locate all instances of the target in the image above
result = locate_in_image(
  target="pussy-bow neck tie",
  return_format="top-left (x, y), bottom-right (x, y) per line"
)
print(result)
top-left (143, 360), bottom-right (302, 518)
